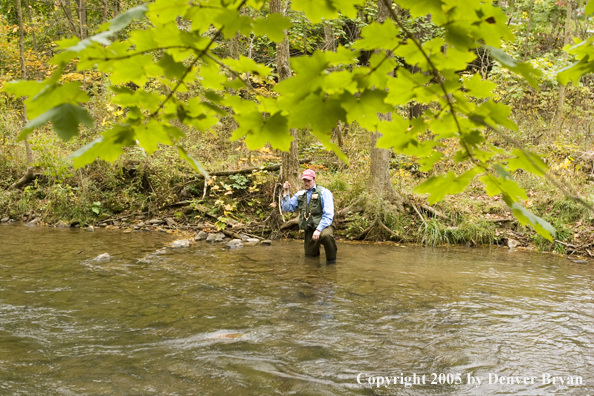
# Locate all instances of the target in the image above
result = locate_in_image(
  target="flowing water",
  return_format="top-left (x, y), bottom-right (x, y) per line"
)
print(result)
top-left (0, 224), bottom-right (593, 395)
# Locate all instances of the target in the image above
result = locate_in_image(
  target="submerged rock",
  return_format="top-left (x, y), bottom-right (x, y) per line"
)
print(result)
top-left (507, 239), bottom-right (519, 249)
top-left (195, 231), bottom-right (208, 241)
top-left (25, 218), bottom-right (39, 227)
top-left (226, 239), bottom-right (244, 249)
top-left (206, 233), bottom-right (226, 243)
top-left (170, 239), bottom-right (191, 248)
top-left (260, 239), bottom-right (272, 246)
top-left (93, 253), bottom-right (111, 262)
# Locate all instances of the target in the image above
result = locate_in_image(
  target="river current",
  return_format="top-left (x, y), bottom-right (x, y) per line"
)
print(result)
top-left (0, 225), bottom-right (593, 395)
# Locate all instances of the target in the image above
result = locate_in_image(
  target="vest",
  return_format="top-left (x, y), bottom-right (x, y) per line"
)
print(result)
top-left (297, 186), bottom-right (325, 231)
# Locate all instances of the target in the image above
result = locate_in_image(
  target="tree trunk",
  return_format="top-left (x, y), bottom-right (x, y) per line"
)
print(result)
top-left (23, 0), bottom-right (37, 55)
top-left (76, 0), bottom-right (87, 39)
top-left (270, 0), bottom-right (300, 193)
top-left (102, 0), bottom-right (108, 23)
top-left (61, 0), bottom-right (80, 39)
top-left (323, 22), bottom-right (336, 52)
top-left (523, 0), bottom-right (535, 61)
top-left (16, 0), bottom-right (33, 166)
top-left (368, 0), bottom-right (400, 204)
top-left (554, 0), bottom-right (573, 135)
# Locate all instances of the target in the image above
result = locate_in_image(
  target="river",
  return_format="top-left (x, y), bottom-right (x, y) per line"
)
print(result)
top-left (0, 225), bottom-right (592, 395)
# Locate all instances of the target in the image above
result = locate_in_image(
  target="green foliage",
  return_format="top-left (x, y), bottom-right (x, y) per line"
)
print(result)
top-left (5, 0), bottom-right (587, 241)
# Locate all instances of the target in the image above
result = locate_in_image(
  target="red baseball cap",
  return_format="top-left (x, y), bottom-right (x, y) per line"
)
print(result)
top-left (301, 169), bottom-right (316, 180)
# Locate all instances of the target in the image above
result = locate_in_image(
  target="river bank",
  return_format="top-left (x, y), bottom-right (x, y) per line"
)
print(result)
top-left (2, 123), bottom-right (594, 259)
top-left (1, 196), bottom-right (592, 262)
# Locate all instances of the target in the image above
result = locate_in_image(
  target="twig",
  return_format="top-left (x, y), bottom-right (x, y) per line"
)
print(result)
top-left (356, 217), bottom-right (380, 240)
top-left (378, 219), bottom-right (400, 240)
top-left (554, 240), bottom-right (576, 248)
top-left (412, 203), bottom-right (428, 228)
top-left (274, 183), bottom-right (286, 223)
top-left (202, 177), bottom-right (208, 200)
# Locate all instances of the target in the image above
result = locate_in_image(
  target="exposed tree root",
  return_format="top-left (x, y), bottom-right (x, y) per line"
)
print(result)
top-left (9, 167), bottom-right (38, 189)
top-left (355, 216), bottom-right (401, 241)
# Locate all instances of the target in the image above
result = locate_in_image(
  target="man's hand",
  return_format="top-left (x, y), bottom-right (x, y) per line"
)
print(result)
top-left (312, 230), bottom-right (321, 241)
top-left (283, 181), bottom-right (290, 195)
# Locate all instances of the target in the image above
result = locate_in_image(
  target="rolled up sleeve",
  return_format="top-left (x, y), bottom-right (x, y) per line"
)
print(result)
top-left (281, 194), bottom-right (298, 212)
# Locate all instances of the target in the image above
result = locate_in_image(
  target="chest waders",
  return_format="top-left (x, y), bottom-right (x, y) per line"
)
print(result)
top-left (297, 189), bottom-right (324, 231)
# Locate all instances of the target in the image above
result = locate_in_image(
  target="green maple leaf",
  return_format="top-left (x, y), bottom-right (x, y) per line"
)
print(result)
top-left (20, 104), bottom-right (94, 142)
top-left (376, 116), bottom-right (436, 157)
top-left (511, 204), bottom-right (555, 241)
top-left (253, 14), bottom-right (292, 42)
top-left (214, 9), bottom-right (253, 38)
top-left (232, 111), bottom-right (292, 151)
top-left (68, 125), bottom-right (135, 167)
top-left (414, 168), bottom-right (481, 204)
top-left (464, 74), bottom-right (496, 99)
top-left (288, 93), bottom-right (345, 132)
top-left (352, 20), bottom-right (400, 51)
top-left (397, 0), bottom-right (444, 18)
top-left (341, 90), bottom-right (392, 130)
top-left (330, 0), bottom-right (365, 18)
top-left (109, 55), bottom-right (161, 86)
top-left (158, 53), bottom-right (188, 80)
top-left (135, 120), bottom-right (184, 154)
top-left (292, 0), bottom-right (337, 23)
top-left (147, 0), bottom-right (189, 26)
top-left (506, 149), bottom-right (548, 176)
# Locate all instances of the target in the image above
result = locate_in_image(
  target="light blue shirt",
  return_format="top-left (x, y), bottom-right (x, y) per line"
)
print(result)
top-left (281, 184), bottom-right (334, 232)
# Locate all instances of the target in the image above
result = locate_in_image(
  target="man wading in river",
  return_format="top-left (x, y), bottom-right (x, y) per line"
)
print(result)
top-left (282, 169), bottom-right (337, 264)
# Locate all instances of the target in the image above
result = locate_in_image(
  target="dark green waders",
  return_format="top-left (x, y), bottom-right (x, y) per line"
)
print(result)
top-left (304, 225), bottom-right (337, 262)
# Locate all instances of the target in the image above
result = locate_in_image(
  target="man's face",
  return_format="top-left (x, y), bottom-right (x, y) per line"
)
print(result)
top-left (302, 177), bottom-right (315, 190)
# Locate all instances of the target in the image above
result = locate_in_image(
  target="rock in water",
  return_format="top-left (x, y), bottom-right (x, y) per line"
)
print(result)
top-left (206, 233), bottom-right (226, 243)
top-left (226, 239), bottom-right (244, 249)
top-left (170, 239), bottom-right (191, 248)
top-left (25, 218), bottom-right (39, 227)
top-left (93, 253), bottom-right (111, 262)
top-left (195, 231), bottom-right (208, 241)
top-left (244, 238), bottom-right (260, 246)
top-left (507, 239), bottom-right (519, 249)
top-left (261, 239), bottom-right (272, 246)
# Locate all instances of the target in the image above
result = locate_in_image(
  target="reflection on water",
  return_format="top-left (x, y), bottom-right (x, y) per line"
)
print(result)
top-left (0, 224), bottom-right (593, 395)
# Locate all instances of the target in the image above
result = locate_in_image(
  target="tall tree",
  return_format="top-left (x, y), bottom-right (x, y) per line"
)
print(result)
top-left (554, 0), bottom-right (573, 135)
top-left (12, 0), bottom-right (34, 189)
top-left (368, 0), bottom-right (401, 205)
top-left (22, 0), bottom-right (36, 55)
top-left (270, 0), bottom-right (300, 193)
top-left (323, 21), bottom-right (344, 148)
top-left (76, 0), bottom-right (87, 39)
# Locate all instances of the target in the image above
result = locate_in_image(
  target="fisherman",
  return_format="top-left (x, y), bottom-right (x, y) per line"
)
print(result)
top-left (282, 169), bottom-right (337, 264)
